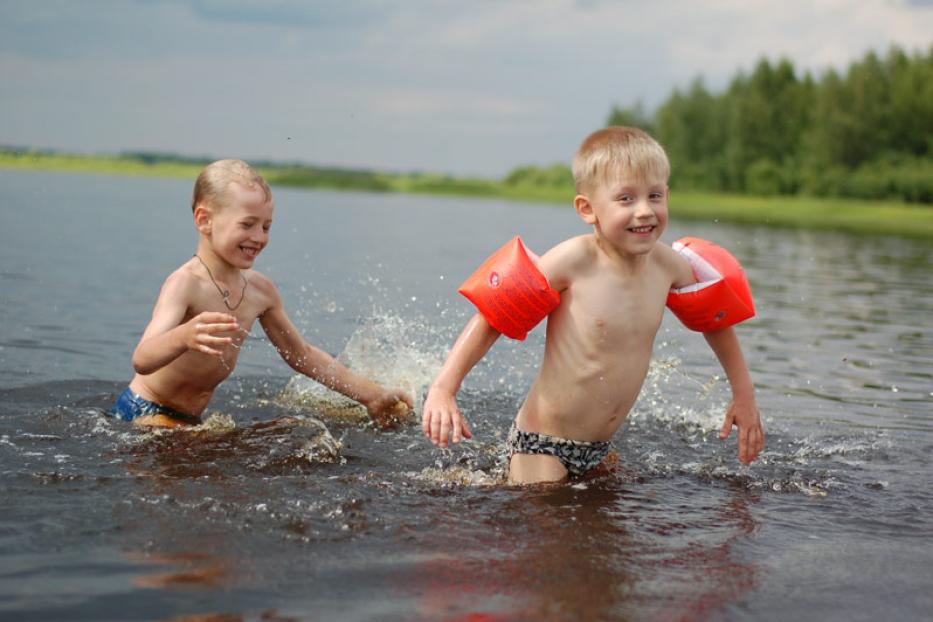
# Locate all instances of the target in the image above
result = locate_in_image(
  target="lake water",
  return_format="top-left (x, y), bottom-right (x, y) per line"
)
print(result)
top-left (1, 169), bottom-right (931, 622)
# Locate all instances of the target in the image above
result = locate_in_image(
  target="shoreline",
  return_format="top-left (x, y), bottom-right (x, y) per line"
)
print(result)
top-left (2, 150), bottom-right (932, 239)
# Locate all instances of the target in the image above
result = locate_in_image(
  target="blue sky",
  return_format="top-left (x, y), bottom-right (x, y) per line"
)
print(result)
top-left (1, 0), bottom-right (931, 176)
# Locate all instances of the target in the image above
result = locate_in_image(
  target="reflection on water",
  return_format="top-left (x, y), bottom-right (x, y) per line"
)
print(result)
top-left (1, 172), bottom-right (932, 620)
top-left (404, 483), bottom-right (758, 622)
top-left (131, 551), bottom-right (233, 590)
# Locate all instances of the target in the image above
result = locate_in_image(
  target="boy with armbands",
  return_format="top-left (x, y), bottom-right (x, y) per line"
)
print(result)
top-left (422, 127), bottom-right (764, 484)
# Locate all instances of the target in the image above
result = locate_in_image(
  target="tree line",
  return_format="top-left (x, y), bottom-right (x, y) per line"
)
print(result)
top-left (509, 46), bottom-right (932, 203)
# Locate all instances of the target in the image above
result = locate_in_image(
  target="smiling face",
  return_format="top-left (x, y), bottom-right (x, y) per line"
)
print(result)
top-left (575, 171), bottom-right (669, 255)
top-left (199, 181), bottom-right (273, 269)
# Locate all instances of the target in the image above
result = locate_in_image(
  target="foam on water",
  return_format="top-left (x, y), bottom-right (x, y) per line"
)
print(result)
top-left (265, 312), bottom-right (910, 499)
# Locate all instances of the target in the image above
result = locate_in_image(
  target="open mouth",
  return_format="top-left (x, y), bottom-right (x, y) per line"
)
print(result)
top-left (240, 246), bottom-right (260, 258)
top-left (628, 225), bottom-right (655, 234)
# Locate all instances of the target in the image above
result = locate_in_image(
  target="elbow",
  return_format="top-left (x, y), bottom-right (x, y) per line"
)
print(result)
top-left (132, 351), bottom-right (153, 375)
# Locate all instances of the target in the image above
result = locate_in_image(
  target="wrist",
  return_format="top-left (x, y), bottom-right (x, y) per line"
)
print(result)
top-left (357, 382), bottom-right (386, 409)
top-left (730, 384), bottom-right (757, 404)
top-left (429, 381), bottom-right (459, 396)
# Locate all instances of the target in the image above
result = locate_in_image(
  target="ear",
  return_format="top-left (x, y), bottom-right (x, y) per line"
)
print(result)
top-left (193, 204), bottom-right (212, 235)
top-left (574, 194), bottom-right (596, 225)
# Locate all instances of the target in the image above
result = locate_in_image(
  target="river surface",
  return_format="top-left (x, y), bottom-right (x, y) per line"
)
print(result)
top-left (1, 169), bottom-right (931, 621)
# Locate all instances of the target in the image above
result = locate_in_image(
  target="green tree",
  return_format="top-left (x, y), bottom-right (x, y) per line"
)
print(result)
top-left (598, 46), bottom-right (933, 202)
top-left (607, 100), bottom-right (654, 134)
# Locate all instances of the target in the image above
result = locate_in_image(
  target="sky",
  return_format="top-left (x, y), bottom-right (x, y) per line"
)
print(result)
top-left (1, 0), bottom-right (931, 177)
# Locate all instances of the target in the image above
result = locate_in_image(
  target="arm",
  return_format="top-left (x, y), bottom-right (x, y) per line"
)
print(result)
top-left (422, 313), bottom-right (501, 447)
top-left (422, 238), bottom-right (576, 447)
top-left (132, 273), bottom-right (239, 374)
top-left (703, 327), bottom-right (764, 464)
top-left (259, 286), bottom-right (412, 427)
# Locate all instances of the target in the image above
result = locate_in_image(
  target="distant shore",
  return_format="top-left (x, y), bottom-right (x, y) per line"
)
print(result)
top-left (2, 149), bottom-right (931, 239)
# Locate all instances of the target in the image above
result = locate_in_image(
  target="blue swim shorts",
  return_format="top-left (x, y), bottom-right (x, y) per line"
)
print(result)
top-left (109, 387), bottom-right (201, 424)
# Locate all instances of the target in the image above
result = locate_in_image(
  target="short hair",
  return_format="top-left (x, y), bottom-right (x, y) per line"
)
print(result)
top-left (191, 159), bottom-right (272, 212)
top-left (572, 126), bottom-right (670, 193)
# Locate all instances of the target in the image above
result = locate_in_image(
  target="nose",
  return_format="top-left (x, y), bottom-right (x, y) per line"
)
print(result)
top-left (251, 225), bottom-right (268, 243)
top-left (634, 198), bottom-right (654, 218)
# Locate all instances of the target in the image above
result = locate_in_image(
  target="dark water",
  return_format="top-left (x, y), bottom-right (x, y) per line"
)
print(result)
top-left (1, 170), bottom-right (931, 622)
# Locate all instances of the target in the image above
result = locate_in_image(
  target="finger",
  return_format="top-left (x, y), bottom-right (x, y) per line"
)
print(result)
top-left (461, 417), bottom-right (473, 439)
top-left (429, 413), bottom-right (441, 445)
top-left (719, 416), bottom-right (733, 440)
top-left (751, 427), bottom-right (764, 460)
top-left (740, 427), bottom-right (752, 464)
top-left (451, 411), bottom-right (462, 444)
top-left (200, 311), bottom-right (238, 323)
top-left (198, 344), bottom-right (223, 357)
top-left (203, 322), bottom-right (241, 334)
top-left (439, 414), bottom-right (451, 448)
top-left (200, 335), bottom-right (234, 347)
top-left (422, 409), bottom-right (432, 436)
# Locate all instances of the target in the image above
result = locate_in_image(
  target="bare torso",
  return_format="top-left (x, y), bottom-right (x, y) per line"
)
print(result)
top-left (516, 235), bottom-right (681, 441)
top-left (129, 262), bottom-right (275, 416)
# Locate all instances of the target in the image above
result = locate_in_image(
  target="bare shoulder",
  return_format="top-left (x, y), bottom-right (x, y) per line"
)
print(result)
top-left (156, 261), bottom-right (202, 303)
top-left (538, 234), bottom-right (596, 290)
top-left (244, 269), bottom-right (283, 312)
top-left (652, 240), bottom-right (694, 288)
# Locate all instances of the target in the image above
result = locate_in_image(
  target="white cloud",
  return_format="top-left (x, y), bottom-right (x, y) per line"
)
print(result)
top-left (1, 0), bottom-right (931, 175)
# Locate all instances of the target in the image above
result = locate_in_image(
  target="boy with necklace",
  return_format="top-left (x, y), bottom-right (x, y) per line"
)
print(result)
top-left (111, 159), bottom-right (412, 427)
top-left (422, 127), bottom-right (764, 484)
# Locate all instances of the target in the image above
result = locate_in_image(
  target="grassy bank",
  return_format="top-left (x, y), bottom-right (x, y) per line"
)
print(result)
top-left (3, 149), bottom-right (931, 239)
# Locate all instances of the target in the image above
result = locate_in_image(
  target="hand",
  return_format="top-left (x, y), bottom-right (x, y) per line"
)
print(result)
top-left (182, 312), bottom-right (240, 358)
top-left (365, 389), bottom-right (414, 430)
top-left (719, 395), bottom-right (765, 464)
top-left (422, 386), bottom-right (472, 448)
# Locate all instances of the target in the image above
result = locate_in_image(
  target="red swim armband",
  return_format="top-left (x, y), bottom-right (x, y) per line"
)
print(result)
top-left (458, 236), bottom-right (560, 340)
top-left (666, 237), bottom-right (755, 332)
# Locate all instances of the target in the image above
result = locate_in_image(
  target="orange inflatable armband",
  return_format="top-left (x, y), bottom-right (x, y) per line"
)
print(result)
top-left (666, 237), bottom-right (755, 332)
top-left (458, 236), bottom-right (560, 340)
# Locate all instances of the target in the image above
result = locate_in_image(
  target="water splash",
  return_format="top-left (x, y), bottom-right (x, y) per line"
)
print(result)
top-left (628, 356), bottom-right (727, 434)
top-left (278, 313), bottom-right (444, 421)
top-left (412, 465), bottom-right (505, 487)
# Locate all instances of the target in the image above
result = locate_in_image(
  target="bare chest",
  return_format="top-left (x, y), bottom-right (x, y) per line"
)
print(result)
top-left (563, 272), bottom-right (670, 342)
top-left (187, 288), bottom-right (267, 345)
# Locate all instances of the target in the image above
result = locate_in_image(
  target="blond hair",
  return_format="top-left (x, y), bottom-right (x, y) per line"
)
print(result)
top-left (191, 159), bottom-right (272, 212)
top-left (572, 126), bottom-right (670, 193)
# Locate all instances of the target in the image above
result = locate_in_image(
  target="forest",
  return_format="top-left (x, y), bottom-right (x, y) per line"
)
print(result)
top-left (509, 46), bottom-right (933, 203)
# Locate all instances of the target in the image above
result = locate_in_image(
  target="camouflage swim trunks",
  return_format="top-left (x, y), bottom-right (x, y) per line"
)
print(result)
top-left (506, 423), bottom-right (612, 477)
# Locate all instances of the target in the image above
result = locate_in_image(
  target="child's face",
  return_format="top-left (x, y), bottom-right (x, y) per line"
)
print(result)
top-left (206, 182), bottom-right (274, 269)
top-left (577, 172), bottom-right (669, 254)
